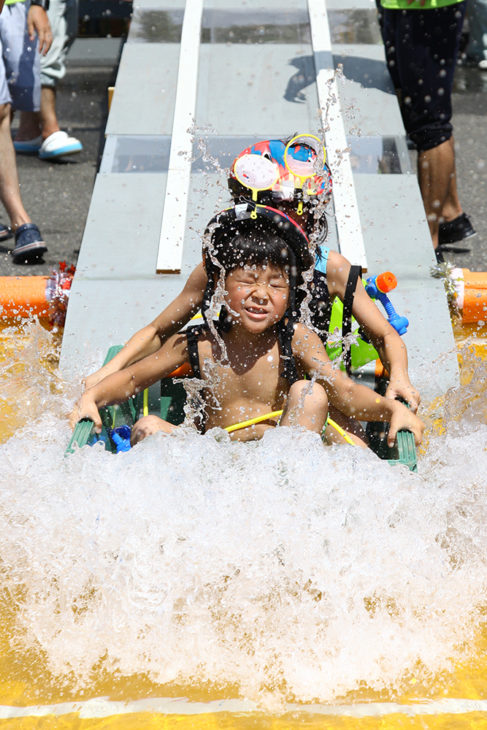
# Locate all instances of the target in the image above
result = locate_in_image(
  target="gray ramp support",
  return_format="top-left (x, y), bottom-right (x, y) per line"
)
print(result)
top-left (60, 0), bottom-right (459, 404)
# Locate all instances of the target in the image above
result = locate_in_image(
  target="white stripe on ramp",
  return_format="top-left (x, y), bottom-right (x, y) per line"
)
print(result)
top-left (156, 0), bottom-right (203, 274)
top-left (308, 0), bottom-right (368, 270)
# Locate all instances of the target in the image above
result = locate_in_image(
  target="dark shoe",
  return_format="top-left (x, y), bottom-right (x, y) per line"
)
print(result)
top-left (435, 247), bottom-right (445, 264)
top-left (0, 222), bottom-right (13, 242)
top-left (12, 223), bottom-right (47, 263)
top-left (438, 213), bottom-right (476, 246)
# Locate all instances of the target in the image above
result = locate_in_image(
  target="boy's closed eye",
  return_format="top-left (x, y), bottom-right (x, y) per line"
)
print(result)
top-left (233, 273), bottom-right (289, 289)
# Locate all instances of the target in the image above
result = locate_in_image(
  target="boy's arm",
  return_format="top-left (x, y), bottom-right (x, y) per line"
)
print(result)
top-left (326, 251), bottom-right (420, 412)
top-left (83, 263), bottom-right (207, 390)
top-left (292, 324), bottom-right (424, 446)
top-left (71, 333), bottom-right (190, 432)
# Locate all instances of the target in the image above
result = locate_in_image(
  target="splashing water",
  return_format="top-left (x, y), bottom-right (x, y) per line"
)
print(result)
top-left (0, 321), bottom-right (487, 708)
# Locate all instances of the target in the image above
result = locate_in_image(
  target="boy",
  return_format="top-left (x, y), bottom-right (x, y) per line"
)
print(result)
top-left (71, 210), bottom-right (424, 448)
top-left (83, 136), bottom-right (420, 414)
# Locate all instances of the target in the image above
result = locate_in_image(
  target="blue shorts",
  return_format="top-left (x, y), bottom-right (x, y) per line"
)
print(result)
top-left (379, 3), bottom-right (466, 151)
top-left (0, 1), bottom-right (40, 111)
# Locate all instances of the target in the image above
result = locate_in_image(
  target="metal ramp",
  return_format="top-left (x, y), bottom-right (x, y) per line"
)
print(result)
top-left (60, 0), bottom-right (459, 402)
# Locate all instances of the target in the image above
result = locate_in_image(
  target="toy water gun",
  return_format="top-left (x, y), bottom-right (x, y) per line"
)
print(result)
top-left (109, 425), bottom-right (132, 452)
top-left (365, 272), bottom-right (409, 336)
top-left (327, 271), bottom-right (409, 372)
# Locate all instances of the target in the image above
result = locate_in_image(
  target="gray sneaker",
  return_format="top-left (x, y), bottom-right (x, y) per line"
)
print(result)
top-left (478, 59), bottom-right (487, 70)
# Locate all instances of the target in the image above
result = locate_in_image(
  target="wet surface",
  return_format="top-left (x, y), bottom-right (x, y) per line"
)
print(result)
top-left (328, 9), bottom-right (382, 45)
top-left (128, 9), bottom-right (311, 45)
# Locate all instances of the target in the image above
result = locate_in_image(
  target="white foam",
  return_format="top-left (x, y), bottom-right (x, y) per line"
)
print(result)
top-left (1, 323), bottom-right (486, 705)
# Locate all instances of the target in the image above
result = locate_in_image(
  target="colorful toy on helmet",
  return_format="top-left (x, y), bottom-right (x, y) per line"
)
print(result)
top-left (228, 134), bottom-right (333, 209)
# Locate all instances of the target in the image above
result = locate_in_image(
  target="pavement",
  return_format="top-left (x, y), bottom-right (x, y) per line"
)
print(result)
top-left (0, 45), bottom-right (120, 276)
top-left (1, 37), bottom-right (487, 278)
top-left (448, 63), bottom-right (487, 271)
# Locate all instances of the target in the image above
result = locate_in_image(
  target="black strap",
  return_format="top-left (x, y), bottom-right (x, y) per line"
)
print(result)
top-left (309, 269), bottom-right (333, 338)
top-left (277, 321), bottom-right (299, 386)
top-left (342, 265), bottom-right (362, 376)
top-left (185, 325), bottom-right (204, 379)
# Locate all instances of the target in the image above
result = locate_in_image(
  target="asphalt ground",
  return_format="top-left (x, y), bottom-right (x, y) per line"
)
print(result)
top-left (1, 42), bottom-right (486, 278)
top-left (0, 58), bottom-right (118, 276)
top-left (448, 63), bottom-right (487, 272)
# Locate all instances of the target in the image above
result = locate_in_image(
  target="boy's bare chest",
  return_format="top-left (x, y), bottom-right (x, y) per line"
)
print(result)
top-left (198, 338), bottom-right (285, 403)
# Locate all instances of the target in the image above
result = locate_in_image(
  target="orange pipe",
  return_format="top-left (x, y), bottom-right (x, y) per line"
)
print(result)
top-left (452, 268), bottom-right (487, 324)
top-left (461, 270), bottom-right (487, 323)
top-left (0, 276), bottom-right (49, 319)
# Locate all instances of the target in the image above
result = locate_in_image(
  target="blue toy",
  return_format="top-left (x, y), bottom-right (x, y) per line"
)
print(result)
top-left (365, 272), bottom-right (409, 336)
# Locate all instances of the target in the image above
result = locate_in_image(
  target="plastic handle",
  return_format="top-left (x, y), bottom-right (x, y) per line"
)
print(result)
top-left (65, 417), bottom-right (95, 455)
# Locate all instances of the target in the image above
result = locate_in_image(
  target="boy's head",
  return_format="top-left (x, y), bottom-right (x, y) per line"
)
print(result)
top-left (218, 235), bottom-right (292, 334)
top-left (227, 135), bottom-right (332, 241)
top-left (202, 204), bottom-right (313, 332)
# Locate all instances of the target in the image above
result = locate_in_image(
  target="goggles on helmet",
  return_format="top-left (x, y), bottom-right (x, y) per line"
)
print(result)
top-left (228, 134), bottom-right (333, 215)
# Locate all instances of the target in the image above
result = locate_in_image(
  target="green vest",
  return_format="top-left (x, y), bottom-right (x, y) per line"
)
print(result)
top-left (380, 0), bottom-right (464, 8)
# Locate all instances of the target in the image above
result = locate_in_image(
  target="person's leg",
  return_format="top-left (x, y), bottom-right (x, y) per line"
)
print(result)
top-left (323, 405), bottom-right (368, 447)
top-left (0, 102), bottom-right (30, 228)
top-left (130, 415), bottom-right (177, 445)
top-left (279, 380), bottom-right (328, 434)
top-left (0, 18), bottom-right (25, 228)
top-left (417, 139), bottom-right (457, 248)
top-left (439, 136), bottom-right (463, 222)
top-left (15, 0), bottom-right (82, 155)
top-left (388, 4), bottom-right (467, 250)
top-left (0, 100), bottom-right (46, 261)
top-left (3, 2), bottom-right (40, 114)
top-left (15, 0), bottom-right (64, 140)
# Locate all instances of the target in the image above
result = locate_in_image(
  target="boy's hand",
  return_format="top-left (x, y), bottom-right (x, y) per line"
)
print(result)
top-left (387, 401), bottom-right (424, 447)
top-left (385, 374), bottom-right (421, 413)
top-left (69, 395), bottom-right (102, 433)
top-left (27, 6), bottom-right (52, 55)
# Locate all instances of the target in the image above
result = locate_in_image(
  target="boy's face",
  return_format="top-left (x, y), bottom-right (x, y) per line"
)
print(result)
top-left (224, 263), bottom-right (290, 333)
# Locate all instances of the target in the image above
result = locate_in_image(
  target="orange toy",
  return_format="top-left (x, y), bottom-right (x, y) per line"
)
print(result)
top-left (0, 263), bottom-right (75, 326)
top-left (451, 267), bottom-right (487, 323)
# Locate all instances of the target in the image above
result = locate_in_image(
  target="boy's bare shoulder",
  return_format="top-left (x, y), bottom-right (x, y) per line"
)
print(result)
top-left (292, 322), bottom-right (322, 345)
top-left (291, 323), bottom-right (328, 364)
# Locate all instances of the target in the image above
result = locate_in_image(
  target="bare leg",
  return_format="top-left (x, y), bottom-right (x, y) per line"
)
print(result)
top-left (130, 414), bottom-right (177, 446)
top-left (417, 139), bottom-right (457, 249)
top-left (0, 103), bottom-right (31, 229)
top-left (280, 380), bottom-right (329, 434)
top-left (39, 86), bottom-right (60, 138)
top-left (15, 86), bottom-right (60, 141)
top-left (440, 137), bottom-right (463, 223)
top-left (323, 404), bottom-right (368, 447)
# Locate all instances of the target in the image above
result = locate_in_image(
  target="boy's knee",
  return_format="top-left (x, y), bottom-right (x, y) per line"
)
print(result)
top-left (131, 415), bottom-right (172, 445)
top-left (290, 379), bottom-right (328, 408)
